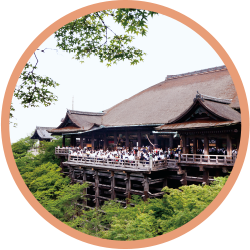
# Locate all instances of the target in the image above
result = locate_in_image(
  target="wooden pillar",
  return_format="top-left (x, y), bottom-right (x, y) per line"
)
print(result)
top-left (203, 168), bottom-right (209, 185)
top-left (91, 134), bottom-right (95, 150)
top-left (236, 135), bottom-right (240, 151)
top-left (169, 134), bottom-right (173, 149)
top-left (94, 170), bottom-right (99, 208)
top-left (110, 171), bottom-right (116, 200)
top-left (177, 167), bottom-right (187, 186)
top-left (125, 172), bottom-right (131, 204)
top-left (103, 133), bottom-right (107, 151)
top-left (69, 166), bottom-right (75, 183)
top-left (137, 131), bottom-right (141, 150)
top-left (143, 174), bottom-right (149, 201)
top-left (181, 135), bottom-right (186, 153)
top-left (197, 138), bottom-right (203, 151)
top-left (204, 136), bottom-right (209, 155)
top-left (62, 135), bottom-right (65, 147)
top-left (227, 134), bottom-right (232, 155)
top-left (114, 131), bottom-right (117, 150)
top-left (193, 137), bottom-right (197, 154)
top-left (163, 177), bottom-right (168, 188)
top-left (82, 168), bottom-right (87, 206)
top-left (70, 136), bottom-right (74, 147)
top-left (80, 136), bottom-right (83, 149)
top-left (186, 137), bottom-right (190, 154)
top-left (154, 134), bottom-right (158, 149)
top-left (125, 131), bottom-right (129, 149)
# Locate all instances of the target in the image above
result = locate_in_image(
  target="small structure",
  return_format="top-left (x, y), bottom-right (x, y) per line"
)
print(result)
top-left (30, 126), bottom-right (55, 142)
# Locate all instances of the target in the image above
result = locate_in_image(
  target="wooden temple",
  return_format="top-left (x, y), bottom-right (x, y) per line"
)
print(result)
top-left (45, 65), bottom-right (240, 207)
top-left (30, 126), bottom-right (55, 142)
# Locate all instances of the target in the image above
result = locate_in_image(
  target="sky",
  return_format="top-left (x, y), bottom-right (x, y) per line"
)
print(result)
top-left (9, 11), bottom-right (224, 143)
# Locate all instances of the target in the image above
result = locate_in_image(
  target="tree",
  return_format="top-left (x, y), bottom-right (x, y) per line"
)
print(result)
top-left (11, 133), bottom-right (37, 159)
top-left (11, 9), bottom-right (158, 123)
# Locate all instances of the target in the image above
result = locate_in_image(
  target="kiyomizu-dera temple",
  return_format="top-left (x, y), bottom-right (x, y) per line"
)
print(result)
top-left (44, 65), bottom-right (240, 207)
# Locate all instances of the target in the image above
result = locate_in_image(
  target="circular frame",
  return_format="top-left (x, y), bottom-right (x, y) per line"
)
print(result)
top-left (1, 0), bottom-right (249, 248)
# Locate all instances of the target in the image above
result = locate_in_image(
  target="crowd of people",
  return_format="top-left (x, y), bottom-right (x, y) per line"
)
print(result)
top-left (69, 146), bottom-right (166, 162)
top-left (58, 146), bottom-right (179, 162)
top-left (57, 145), bottom-right (237, 163)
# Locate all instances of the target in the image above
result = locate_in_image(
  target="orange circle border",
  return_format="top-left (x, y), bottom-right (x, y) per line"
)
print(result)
top-left (1, 0), bottom-right (249, 248)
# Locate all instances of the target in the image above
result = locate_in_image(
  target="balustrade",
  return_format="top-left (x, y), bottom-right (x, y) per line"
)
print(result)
top-left (180, 154), bottom-right (236, 165)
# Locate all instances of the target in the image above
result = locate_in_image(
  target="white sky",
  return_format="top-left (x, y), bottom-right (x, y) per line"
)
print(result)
top-left (9, 12), bottom-right (223, 143)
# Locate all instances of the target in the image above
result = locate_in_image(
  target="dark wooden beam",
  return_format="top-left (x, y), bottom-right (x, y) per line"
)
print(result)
top-left (125, 172), bottom-right (131, 204)
top-left (110, 171), bottom-right (116, 200)
top-left (203, 168), bottom-right (209, 185)
top-left (82, 168), bottom-right (87, 206)
top-left (94, 170), bottom-right (100, 208)
top-left (143, 174), bottom-right (149, 201)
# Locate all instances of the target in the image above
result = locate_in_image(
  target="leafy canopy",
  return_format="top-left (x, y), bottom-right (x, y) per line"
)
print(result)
top-left (11, 9), bottom-right (157, 123)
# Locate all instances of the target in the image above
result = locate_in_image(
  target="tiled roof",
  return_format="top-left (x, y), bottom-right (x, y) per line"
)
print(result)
top-left (102, 66), bottom-right (239, 126)
top-left (156, 120), bottom-right (240, 131)
top-left (48, 110), bottom-right (104, 134)
top-left (49, 65), bottom-right (241, 134)
top-left (30, 126), bottom-right (55, 140)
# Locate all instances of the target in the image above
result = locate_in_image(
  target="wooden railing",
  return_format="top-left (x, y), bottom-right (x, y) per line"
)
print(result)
top-left (55, 148), bottom-right (70, 154)
top-left (179, 154), bottom-right (236, 165)
top-left (67, 154), bottom-right (169, 171)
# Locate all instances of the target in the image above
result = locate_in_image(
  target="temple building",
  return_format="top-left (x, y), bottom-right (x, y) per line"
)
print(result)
top-left (42, 65), bottom-right (241, 207)
top-left (48, 65), bottom-right (240, 152)
top-left (30, 126), bottom-right (55, 142)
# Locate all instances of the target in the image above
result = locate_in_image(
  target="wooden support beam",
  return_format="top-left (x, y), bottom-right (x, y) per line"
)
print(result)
top-left (110, 171), bottom-right (116, 200)
top-left (103, 133), bottom-right (107, 151)
top-left (149, 178), bottom-right (164, 185)
top-left (62, 135), bottom-right (65, 147)
top-left (80, 136), bottom-right (83, 149)
top-left (94, 170), bottom-right (100, 208)
top-left (82, 168), bottom-right (87, 206)
top-left (114, 131), bottom-right (117, 150)
top-left (193, 137), bottom-right (197, 154)
top-left (227, 134), bottom-right (232, 156)
top-left (70, 136), bottom-right (74, 147)
top-left (125, 172), bottom-right (131, 204)
top-left (181, 135), bottom-right (186, 154)
top-left (169, 134), bottom-right (173, 149)
top-left (154, 134), bottom-right (158, 148)
top-left (143, 174), bottom-right (149, 201)
top-left (91, 134), bottom-right (95, 150)
top-left (180, 170), bottom-right (187, 185)
top-left (203, 168), bottom-right (209, 185)
top-left (163, 178), bottom-right (168, 188)
top-left (137, 131), bottom-right (141, 150)
top-left (125, 131), bottom-right (129, 149)
top-left (204, 136), bottom-right (209, 155)
top-left (186, 137), bottom-right (190, 154)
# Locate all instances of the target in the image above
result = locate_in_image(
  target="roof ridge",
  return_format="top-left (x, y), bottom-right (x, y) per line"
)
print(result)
top-left (67, 109), bottom-right (105, 116)
top-left (165, 65), bottom-right (227, 81)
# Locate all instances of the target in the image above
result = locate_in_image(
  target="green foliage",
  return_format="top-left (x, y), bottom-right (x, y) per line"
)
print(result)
top-left (13, 135), bottom-right (228, 241)
top-left (10, 9), bottom-right (157, 123)
top-left (14, 136), bottom-right (88, 226)
top-left (55, 9), bottom-right (157, 66)
top-left (158, 177), bottom-right (228, 234)
top-left (11, 134), bottom-right (37, 159)
top-left (16, 62), bottom-right (59, 108)
top-left (75, 177), bottom-right (228, 240)
top-left (40, 183), bottom-right (88, 223)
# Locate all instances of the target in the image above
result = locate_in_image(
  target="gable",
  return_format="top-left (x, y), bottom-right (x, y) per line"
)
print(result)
top-left (185, 106), bottom-right (218, 122)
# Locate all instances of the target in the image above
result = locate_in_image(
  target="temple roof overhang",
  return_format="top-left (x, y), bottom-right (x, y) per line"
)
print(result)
top-left (156, 92), bottom-right (241, 132)
top-left (30, 126), bottom-right (55, 140)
